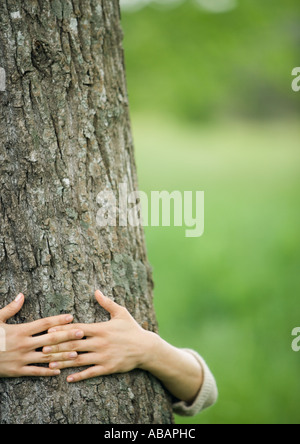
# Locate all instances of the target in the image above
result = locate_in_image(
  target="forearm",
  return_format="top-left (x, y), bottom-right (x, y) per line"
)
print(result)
top-left (139, 332), bottom-right (203, 404)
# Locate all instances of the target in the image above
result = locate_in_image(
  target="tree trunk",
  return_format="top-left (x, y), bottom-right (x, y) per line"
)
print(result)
top-left (0, 0), bottom-right (173, 424)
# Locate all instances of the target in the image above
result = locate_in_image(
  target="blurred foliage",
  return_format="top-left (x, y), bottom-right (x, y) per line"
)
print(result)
top-left (121, 0), bottom-right (300, 122)
top-left (120, 0), bottom-right (300, 425)
top-left (132, 117), bottom-right (300, 424)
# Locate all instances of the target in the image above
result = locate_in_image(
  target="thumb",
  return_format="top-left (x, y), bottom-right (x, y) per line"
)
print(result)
top-left (0, 293), bottom-right (24, 323)
top-left (95, 290), bottom-right (122, 318)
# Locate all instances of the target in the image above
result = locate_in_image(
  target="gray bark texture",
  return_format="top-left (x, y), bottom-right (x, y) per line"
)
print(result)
top-left (0, 0), bottom-right (173, 424)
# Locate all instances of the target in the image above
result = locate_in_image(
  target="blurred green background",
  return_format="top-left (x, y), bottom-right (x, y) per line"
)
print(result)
top-left (120, 0), bottom-right (300, 424)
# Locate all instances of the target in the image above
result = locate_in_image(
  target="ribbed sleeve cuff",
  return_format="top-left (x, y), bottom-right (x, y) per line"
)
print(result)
top-left (173, 349), bottom-right (218, 417)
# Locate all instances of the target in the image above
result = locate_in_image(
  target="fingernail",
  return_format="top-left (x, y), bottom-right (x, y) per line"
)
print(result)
top-left (44, 347), bottom-right (52, 354)
top-left (15, 293), bottom-right (23, 302)
top-left (69, 352), bottom-right (77, 359)
top-left (75, 330), bottom-right (84, 338)
top-left (67, 376), bottom-right (74, 382)
top-left (65, 315), bottom-right (73, 322)
top-left (50, 362), bottom-right (58, 369)
top-left (53, 369), bottom-right (61, 375)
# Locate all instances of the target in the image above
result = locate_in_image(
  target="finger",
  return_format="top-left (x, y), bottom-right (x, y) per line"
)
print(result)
top-left (67, 365), bottom-right (107, 383)
top-left (31, 329), bottom-right (84, 349)
top-left (0, 293), bottom-right (24, 322)
top-left (49, 353), bottom-right (99, 370)
top-left (21, 366), bottom-right (61, 377)
top-left (95, 290), bottom-right (123, 318)
top-left (26, 351), bottom-right (79, 365)
top-left (48, 323), bottom-right (99, 336)
top-left (25, 314), bottom-right (74, 336)
top-left (43, 338), bottom-right (94, 354)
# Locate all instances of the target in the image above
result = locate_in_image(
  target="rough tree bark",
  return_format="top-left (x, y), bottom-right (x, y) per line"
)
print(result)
top-left (0, 0), bottom-right (173, 424)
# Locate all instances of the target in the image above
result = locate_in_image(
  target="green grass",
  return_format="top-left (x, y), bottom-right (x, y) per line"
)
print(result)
top-left (132, 114), bottom-right (300, 424)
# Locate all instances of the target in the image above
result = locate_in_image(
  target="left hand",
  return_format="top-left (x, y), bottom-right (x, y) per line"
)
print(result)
top-left (44, 290), bottom-right (151, 382)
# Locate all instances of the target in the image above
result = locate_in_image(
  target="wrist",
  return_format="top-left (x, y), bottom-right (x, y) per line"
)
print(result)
top-left (137, 329), bottom-right (163, 372)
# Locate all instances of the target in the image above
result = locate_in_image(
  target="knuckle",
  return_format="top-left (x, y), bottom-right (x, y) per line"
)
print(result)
top-left (18, 338), bottom-right (29, 351)
top-left (100, 351), bottom-right (109, 362)
top-left (67, 341), bottom-right (77, 350)
top-left (18, 338), bottom-right (31, 353)
top-left (78, 354), bottom-right (88, 365)
top-left (119, 306), bottom-right (128, 316)
top-left (42, 319), bottom-right (52, 330)
top-left (10, 366), bottom-right (21, 378)
top-left (45, 345), bottom-right (57, 354)
top-left (64, 352), bottom-right (72, 360)
top-left (49, 332), bottom-right (59, 343)
top-left (47, 352), bottom-right (61, 362)
top-left (107, 363), bottom-right (117, 374)
top-left (76, 355), bottom-right (84, 365)
top-left (88, 368), bottom-right (98, 379)
top-left (29, 367), bottom-right (39, 377)
top-left (41, 353), bottom-right (52, 362)
top-left (70, 330), bottom-right (79, 339)
top-left (100, 337), bottom-right (109, 348)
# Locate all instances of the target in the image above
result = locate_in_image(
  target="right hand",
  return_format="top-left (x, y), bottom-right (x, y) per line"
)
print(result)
top-left (0, 293), bottom-right (84, 378)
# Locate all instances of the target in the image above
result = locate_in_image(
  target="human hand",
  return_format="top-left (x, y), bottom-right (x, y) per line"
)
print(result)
top-left (0, 293), bottom-right (84, 378)
top-left (43, 290), bottom-right (206, 405)
top-left (44, 290), bottom-right (152, 382)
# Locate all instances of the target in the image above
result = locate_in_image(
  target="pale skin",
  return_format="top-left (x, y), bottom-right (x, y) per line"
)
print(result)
top-left (45, 290), bottom-right (203, 404)
top-left (0, 293), bottom-right (84, 378)
top-left (0, 291), bottom-right (203, 404)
